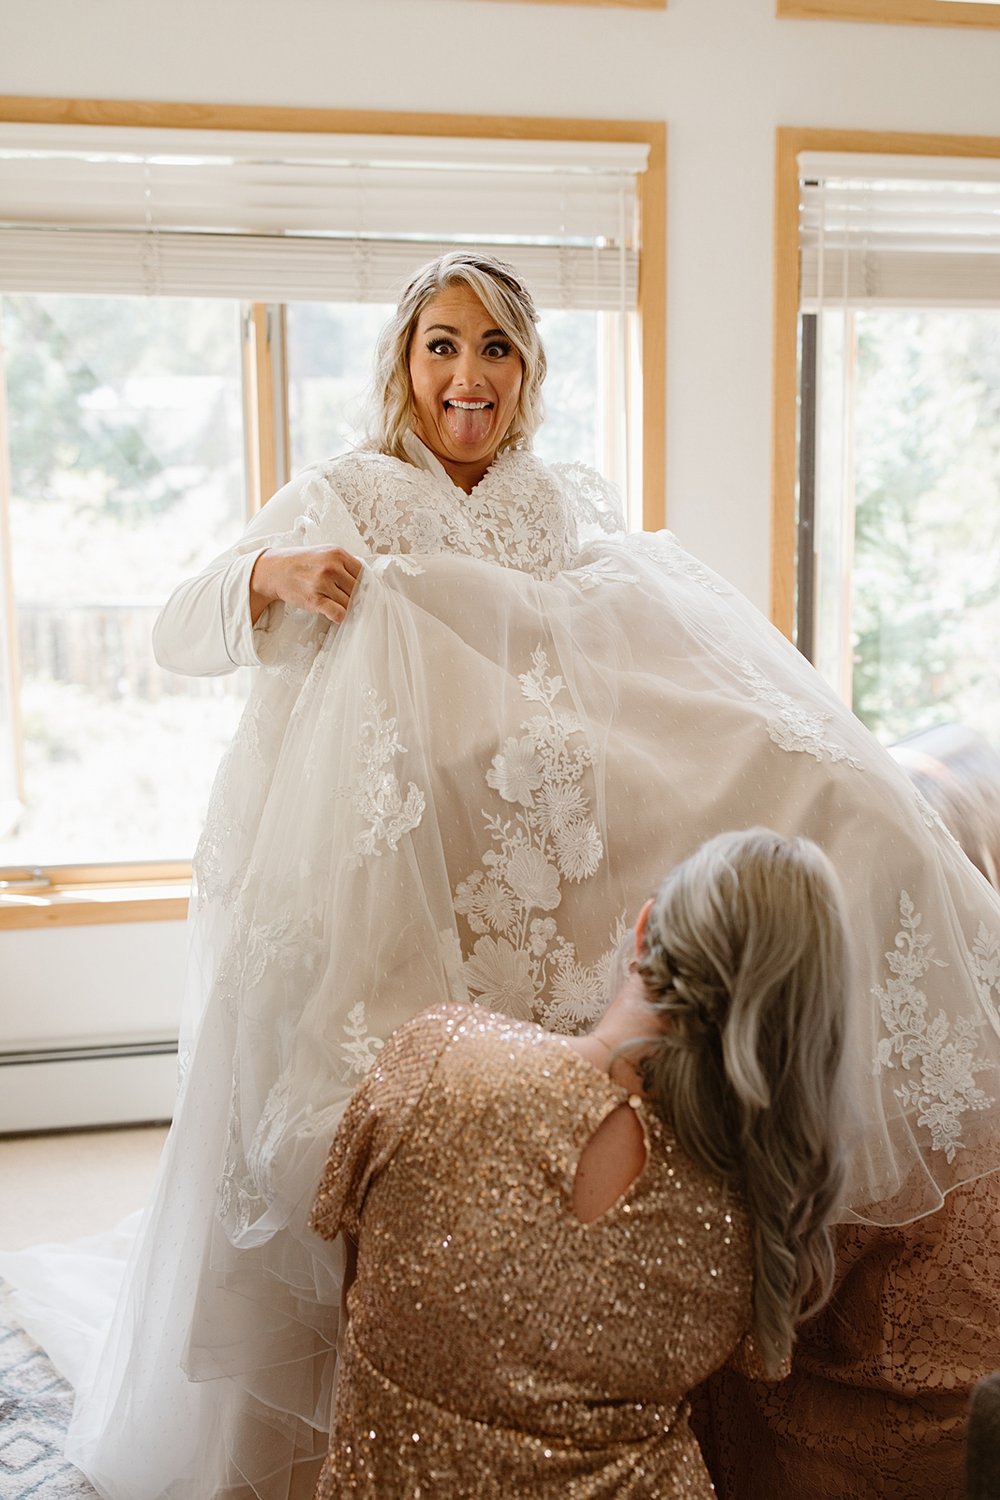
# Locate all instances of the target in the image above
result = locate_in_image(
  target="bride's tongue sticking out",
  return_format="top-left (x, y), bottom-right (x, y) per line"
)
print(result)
top-left (408, 283), bottom-right (524, 489)
top-left (445, 399), bottom-right (494, 445)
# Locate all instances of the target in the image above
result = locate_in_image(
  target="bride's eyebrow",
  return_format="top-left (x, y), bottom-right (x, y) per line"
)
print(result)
top-left (422, 324), bottom-right (508, 339)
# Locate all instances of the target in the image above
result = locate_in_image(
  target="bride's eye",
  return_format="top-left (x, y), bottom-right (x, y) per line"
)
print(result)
top-left (427, 338), bottom-right (455, 356)
top-left (484, 340), bottom-right (513, 358)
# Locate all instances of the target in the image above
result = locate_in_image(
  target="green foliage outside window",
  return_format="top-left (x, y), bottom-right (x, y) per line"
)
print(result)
top-left (850, 310), bottom-right (1000, 746)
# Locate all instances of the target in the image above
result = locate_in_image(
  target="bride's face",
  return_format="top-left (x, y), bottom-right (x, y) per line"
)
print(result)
top-left (407, 284), bottom-right (523, 490)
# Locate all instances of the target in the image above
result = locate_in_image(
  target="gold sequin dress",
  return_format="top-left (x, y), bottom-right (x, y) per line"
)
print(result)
top-left (310, 1003), bottom-right (754, 1499)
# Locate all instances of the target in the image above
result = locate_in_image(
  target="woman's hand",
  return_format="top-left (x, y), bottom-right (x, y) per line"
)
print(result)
top-left (249, 546), bottom-right (363, 626)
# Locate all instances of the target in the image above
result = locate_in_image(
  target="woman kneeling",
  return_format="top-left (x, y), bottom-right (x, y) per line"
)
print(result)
top-left (310, 827), bottom-right (852, 1499)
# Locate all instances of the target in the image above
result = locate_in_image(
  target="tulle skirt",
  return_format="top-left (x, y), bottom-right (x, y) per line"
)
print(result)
top-left (8, 529), bottom-right (1000, 1498)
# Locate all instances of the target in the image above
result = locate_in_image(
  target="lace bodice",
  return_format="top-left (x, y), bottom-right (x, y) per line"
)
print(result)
top-left (300, 446), bottom-right (619, 579)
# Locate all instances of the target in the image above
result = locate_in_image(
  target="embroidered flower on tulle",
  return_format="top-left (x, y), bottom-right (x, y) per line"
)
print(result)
top-left (875, 891), bottom-right (995, 1162)
top-left (341, 1000), bottom-right (386, 1077)
top-left (910, 788), bottom-right (957, 843)
top-left (453, 645), bottom-right (620, 1028)
top-left (454, 871), bottom-right (519, 936)
top-left (625, 532), bottom-right (729, 593)
top-left (218, 1059), bottom-right (295, 1234)
top-left (245, 1073), bottom-right (293, 1198)
top-left (738, 657), bottom-right (864, 769)
top-left (553, 819), bottom-right (604, 882)
top-left (529, 916), bottom-right (558, 956)
top-left (568, 556), bottom-right (638, 591)
top-left (506, 846), bottom-right (561, 910)
top-left (535, 781), bottom-right (587, 832)
top-left (487, 736), bottom-right (546, 806)
top-left (970, 922), bottom-right (1000, 1001)
top-left (463, 936), bottom-right (537, 1019)
top-left (341, 686), bottom-right (426, 865)
top-left (544, 917), bottom-right (631, 1031)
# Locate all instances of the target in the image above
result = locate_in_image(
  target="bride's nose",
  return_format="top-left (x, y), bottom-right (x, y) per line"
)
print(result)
top-left (453, 348), bottom-right (486, 387)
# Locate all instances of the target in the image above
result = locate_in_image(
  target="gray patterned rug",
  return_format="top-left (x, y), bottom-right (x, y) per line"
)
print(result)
top-left (0, 1293), bottom-right (97, 1499)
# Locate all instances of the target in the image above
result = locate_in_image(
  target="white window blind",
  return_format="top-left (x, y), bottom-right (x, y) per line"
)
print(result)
top-left (800, 152), bottom-right (1000, 310)
top-left (0, 124), bottom-right (648, 309)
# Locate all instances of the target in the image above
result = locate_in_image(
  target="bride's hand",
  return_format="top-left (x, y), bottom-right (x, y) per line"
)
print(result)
top-left (249, 545), bottom-right (363, 625)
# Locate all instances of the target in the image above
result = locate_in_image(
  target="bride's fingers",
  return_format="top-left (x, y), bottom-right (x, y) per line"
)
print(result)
top-left (316, 572), bottom-right (362, 623)
top-left (316, 551), bottom-right (362, 598)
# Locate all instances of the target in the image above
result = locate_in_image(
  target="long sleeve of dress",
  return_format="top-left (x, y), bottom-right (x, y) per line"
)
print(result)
top-left (151, 466), bottom-right (366, 677)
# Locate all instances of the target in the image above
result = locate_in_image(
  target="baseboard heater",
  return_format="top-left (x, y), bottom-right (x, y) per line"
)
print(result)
top-left (0, 1040), bottom-right (178, 1134)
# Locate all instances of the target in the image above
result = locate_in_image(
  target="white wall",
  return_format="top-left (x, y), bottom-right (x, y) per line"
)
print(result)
top-left (2, 0), bottom-right (1000, 1101)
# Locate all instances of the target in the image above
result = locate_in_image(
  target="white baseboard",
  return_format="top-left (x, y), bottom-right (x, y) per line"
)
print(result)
top-left (0, 1047), bottom-right (178, 1133)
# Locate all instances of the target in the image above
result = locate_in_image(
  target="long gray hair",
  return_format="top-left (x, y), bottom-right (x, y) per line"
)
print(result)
top-left (366, 250), bottom-right (546, 460)
top-left (634, 828), bottom-right (851, 1376)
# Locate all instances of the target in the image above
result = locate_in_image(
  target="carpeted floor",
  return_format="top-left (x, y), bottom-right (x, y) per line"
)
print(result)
top-left (0, 1294), bottom-right (97, 1500)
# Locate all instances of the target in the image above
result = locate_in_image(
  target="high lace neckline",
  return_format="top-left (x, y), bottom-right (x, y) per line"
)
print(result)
top-left (401, 431), bottom-right (527, 498)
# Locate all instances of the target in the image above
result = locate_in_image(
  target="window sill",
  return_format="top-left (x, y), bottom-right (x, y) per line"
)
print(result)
top-left (0, 880), bottom-right (190, 930)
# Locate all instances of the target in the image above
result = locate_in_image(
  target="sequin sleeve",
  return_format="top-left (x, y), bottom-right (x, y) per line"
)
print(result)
top-left (309, 1004), bottom-right (462, 1243)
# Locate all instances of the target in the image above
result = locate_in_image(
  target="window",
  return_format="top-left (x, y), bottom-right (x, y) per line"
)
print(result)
top-left (0, 104), bottom-right (665, 920)
top-left (777, 0), bottom-right (1000, 28)
top-left (1, 292), bottom-right (248, 867)
top-left (773, 133), bottom-right (1000, 752)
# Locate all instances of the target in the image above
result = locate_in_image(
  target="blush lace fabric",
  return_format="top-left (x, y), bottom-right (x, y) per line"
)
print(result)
top-left (309, 1004), bottom-right (754, 1500)
top-left (693, 1167), bottom-right (1000, 1498)
top-left (4, 438), bottom-right (999, 1499)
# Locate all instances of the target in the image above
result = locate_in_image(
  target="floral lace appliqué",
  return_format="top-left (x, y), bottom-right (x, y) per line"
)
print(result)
top-left (342, 685), bottom-right (425, 866)
top-left (453, 646), bottom-right (617, 1031)
top-left (567, 556), bottom-right (639, 591)
top-left (626, 532), bottom-right (730, 594)
top-left (969, 922), bottom-right (1000, 1028)
top-left (911, 787), bottom-right (965, 851)
top-left (369, 554), bottom-right (425, 577)
top-left (738, 657), bottom-right (863, 769)
top-left (550, 461), bottom-right (625, 537)
top-left (217, 1058), bottom-right (295, 1236)
top-left (875, 891), bottom-right (995, 1162)
top-left (341, 1000), bottom-right (386, 1078)
top-left (321, 448), bottom-right (579, 580)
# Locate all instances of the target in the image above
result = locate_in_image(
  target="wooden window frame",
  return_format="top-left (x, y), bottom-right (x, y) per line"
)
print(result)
top-left (475, 0), bottom-right (665, 8)
top-left (777, 0), bottom-right (1000, 28)
top-left (770, 126), bottom-right (1000, 640)
top-left (0, 95), bottom-right (666, 930)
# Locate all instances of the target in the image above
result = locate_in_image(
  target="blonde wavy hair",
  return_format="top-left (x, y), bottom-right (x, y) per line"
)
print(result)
top-left (634, 828), bottom-right (852, 1377)
top-left (366, 251), bottom-right (546, 461)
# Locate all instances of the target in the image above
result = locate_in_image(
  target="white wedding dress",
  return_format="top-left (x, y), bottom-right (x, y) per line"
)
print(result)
top-left (5, 434), bottom-right (1000, 1499)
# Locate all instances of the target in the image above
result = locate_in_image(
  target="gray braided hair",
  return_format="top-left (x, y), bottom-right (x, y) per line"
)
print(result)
top-left (634, 827), bottom-right (852, 1376)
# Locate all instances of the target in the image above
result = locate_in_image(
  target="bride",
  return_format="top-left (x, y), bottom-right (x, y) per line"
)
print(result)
top-left (7, 250), bottom-right (1000, 1499)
